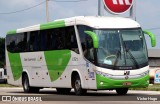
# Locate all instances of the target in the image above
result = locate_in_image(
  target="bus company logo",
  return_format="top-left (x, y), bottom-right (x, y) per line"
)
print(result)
top-left (125, 75), bottom-right (129, 80)
top-left (124, 71), bottom-right (130, 75)
top-left (103, 0), bottom-right (134, 14)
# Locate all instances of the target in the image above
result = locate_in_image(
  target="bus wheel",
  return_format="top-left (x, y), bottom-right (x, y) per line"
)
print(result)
top-left (73, 75), bottom-right (87, 95)
top-left (56, 88), bottom-right (71, 94)
top-left (116, 88), bottom-right (128, 95)
top-left (22, 74), bottom-right (39, 93)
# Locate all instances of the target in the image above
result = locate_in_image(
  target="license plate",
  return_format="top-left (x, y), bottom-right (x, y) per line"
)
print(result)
top-left (123, 82), bottom-right (132, 86)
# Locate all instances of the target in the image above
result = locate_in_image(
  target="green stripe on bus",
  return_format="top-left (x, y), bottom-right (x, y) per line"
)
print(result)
top-left (40, 20), bottom-right (65, 30)
top-left (8, 52), bottom-right (23, 81)
top-left (44, 50), bottom-right (71, 82)
top-left (96, 74), bottom-right (149, 89)
top-left (7, 30), bottom-right (16, 35)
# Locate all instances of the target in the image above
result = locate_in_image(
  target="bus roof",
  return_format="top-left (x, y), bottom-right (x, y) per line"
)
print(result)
top-left (7, 16), bottom-right (141, 35)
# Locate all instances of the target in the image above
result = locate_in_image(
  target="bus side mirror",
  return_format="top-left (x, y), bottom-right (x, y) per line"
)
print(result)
top-left (84, 31), bottom-right (99, 48)
top-left (143, 30), bottom-right (156, 47)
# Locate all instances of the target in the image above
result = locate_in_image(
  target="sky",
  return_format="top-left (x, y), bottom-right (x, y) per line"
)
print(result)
top-left (0, 0), bottom-right (160, 49)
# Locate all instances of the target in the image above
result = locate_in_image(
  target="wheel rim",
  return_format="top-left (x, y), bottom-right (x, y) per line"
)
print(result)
top-left (75, 79), bottom-right (81, 91)
top-left (24, 79), bottom-right (28, 90)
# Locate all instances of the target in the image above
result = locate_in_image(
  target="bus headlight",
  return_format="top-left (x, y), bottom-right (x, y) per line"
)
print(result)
top-left (141, 70), bottom-right (149, 76)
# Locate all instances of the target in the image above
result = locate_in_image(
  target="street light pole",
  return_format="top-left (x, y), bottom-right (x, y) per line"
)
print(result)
top-left (46, 0), bottom-right (49, 22)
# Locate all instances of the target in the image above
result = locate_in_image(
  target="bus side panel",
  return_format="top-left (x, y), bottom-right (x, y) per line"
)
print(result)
top-left (44, 50), bottom-right (71, 82)
top-left (6, 51), bottom-right (22, 86)
top-left (20, 50), bottom-right (73, 88)
top-left (68, 54), bottom-right (97, 89)
top-left (43, 51), bottom-right (84, 88)
top-left (20, 52), bottom-right (51, 87)
top-left (48, 51), bottom-right (94, 89)
top-left (6, 49), bottom-right (97, 89)
top-left (86, 63), bottom-right (97, 89)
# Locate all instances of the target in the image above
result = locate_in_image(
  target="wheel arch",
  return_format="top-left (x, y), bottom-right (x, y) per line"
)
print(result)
top-left (22, 70), bottom-right (31, 85)
top-left (71, 69), bottom-right (85, 88)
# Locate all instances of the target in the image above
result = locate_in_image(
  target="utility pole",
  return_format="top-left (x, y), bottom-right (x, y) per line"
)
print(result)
top-left (46, 0), bottom-right (49, 22)
top-left (98, 0), bottom-right (104, 16)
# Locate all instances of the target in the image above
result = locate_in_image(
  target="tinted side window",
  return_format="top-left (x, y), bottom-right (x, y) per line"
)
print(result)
top-left (27, 31), bottom-right (39, 52)
top-left (7, 35), bottom-right (15, 53)
top-left (66, 27), bottom-right (79, 54)
top-left (40, 26), bottom-right (79, 53)
top-left (78, 25), bottom-right (91, 51)
top-left (6, 26), bottom-right (79, 53)
top-left (40, 30), bottom-right (47, 51)
top-left (40, 28), bottom-right (65, 51)
top-left (17, 33), bottom-right (27, 52)
top-left (6, 33), bottom-right (27, 53)
top-left (46, 29), bottom-right (57, 50)
top-left (78, 25), bottom-right (93, 61)
top-left (56, 28), bottom-right (65, 50)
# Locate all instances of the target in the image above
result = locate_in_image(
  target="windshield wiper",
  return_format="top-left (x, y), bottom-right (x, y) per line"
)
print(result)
top-left (113, 50), bottom-right (121, 69)
top-left (123, 42), bottom-right (139, 69)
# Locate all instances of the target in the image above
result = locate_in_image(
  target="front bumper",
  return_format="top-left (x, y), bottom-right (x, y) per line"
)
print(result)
top-left (96, 74), bottom-right (149, 90)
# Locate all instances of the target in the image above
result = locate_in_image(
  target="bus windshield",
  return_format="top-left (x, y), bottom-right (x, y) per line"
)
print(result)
top-left (94, 28), bottom-right (148, 70)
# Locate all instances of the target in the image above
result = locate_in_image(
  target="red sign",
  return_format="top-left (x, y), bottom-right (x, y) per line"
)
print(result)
top-left (103, 0), bottom-right (133, 14)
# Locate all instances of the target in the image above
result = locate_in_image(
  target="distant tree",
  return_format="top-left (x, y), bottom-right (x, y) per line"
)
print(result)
top-left (0, 37), bottom-right (5, 68)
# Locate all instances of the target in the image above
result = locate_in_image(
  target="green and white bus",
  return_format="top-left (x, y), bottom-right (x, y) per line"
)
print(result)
top-left (6, 16), bottom-right (156, 95)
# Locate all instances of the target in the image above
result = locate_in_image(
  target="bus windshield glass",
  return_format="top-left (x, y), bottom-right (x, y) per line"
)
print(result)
top-left (94, 28), bottom-right (148, 70)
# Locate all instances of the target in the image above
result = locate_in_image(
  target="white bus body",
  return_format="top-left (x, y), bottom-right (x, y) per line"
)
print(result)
top-left (6, 16), bottom-right (155, 95)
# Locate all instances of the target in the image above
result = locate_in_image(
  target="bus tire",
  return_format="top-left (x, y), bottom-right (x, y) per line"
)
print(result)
top-left (116, 88), bottom-right (128, 95)
top-left (22, 74), bottom-right (39, 93)
top-left (73, 75), bottom-right (87, 95)
top-left (56, 88), bottom-right (71, 94)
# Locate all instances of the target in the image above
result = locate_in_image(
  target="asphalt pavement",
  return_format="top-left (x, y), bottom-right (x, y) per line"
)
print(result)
top-left (0, 87), bottom-right (160, 104)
